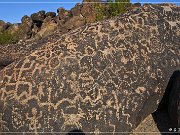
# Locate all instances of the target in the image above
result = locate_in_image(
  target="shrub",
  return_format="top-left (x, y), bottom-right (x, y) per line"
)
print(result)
top-left (0, 31), bottom-right (19, 44)
top-left (107, 0), bottom-right (131, 17)
top-left (94, 0), bottom-right (131, 21)
top-left (94, 2), bottom-right (106, 21)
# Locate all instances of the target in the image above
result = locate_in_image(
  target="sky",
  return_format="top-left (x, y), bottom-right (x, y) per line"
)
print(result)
top-left (0, 0), bottom-right (179, 23)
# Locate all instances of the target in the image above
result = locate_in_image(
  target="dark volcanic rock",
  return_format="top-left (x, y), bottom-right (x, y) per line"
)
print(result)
top-left (0, 4), bottom-right (179, 134)
top-left (30, 10), bottom-right (46, 23)
top-left (31, 23), bottom-right (39, 36)
top-left (81, 0), bottom-right (98, 23)
top-left (21, 15), bottom-right (33, 26)
top-left (57, 7), bottom-right (72, 21)
top-left (70, 3), bottom-right (82, 16)
top-left (46, 12), bottom-right (56, 18)
top-left (0, 66), bottom-right (4, 71)
top-left (134, 3), bottom-right (141, 7)
top-left (63, 16), bottom-right (85, 31)
top-left (36, 19), bottom-right (57, 38)
top-left (19, 23), bottom-right (32, 39)
top-left (19, 15), bottom-right (33, 39)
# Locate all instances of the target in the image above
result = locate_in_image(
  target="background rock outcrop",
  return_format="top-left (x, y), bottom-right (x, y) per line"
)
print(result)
top-left (0, 20), bottom-right (10, 33)
top-left (0, 2), bottom-right (84, 40)
top-left (0, 0), bottom-right (133, 42)
top-left (30, 10), bottom-right (46, 24)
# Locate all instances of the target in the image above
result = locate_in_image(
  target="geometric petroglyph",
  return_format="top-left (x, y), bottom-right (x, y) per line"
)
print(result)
top-left (0, 112), bottom-right (9, 131)
top-left (149, 37), bottom-right (165, 53)
top-left (26, 108), bottom-right (42, 132)
top-left (0, 3), bottom-right (179, 134)
top-left (12, 107), bottom-right (25, 130)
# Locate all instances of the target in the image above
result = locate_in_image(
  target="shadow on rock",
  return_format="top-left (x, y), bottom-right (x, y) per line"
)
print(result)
top-left (67, 129), bottom-right (86, 135)
top-left (153, 70), bottom-right (180, 135)
top-left (152, 109), bottom-right (175, 135)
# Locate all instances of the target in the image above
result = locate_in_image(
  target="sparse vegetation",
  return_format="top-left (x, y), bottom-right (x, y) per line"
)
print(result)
top-left (108, 0), bottom-right (131, 16)
top-left (94, 2), bottom-right (106, 21)
top-left (0, 31), bottom-right (19, 44)
top-left (0, 0), bottom-right (132, 44)
top-left (94, 0), bottom-right (131, 21)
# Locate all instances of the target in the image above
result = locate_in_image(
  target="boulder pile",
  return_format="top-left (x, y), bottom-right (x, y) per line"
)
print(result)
top-left (0, 0), bottom-right (140, 41)
top-left (0, 0), bottom-right (100, 40)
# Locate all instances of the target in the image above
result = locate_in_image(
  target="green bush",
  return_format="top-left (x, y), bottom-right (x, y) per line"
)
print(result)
top-left (107, 0), bottom-right (131, 16)
top-left (94, 2), bottom-right (106, 21)
top-left (94, 0), bottom-right (131, 21)
top-left (0, 31), bottom-right (19, 44)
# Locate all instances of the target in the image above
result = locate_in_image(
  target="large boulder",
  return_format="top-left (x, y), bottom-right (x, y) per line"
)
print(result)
top-left (21, 15), bottom-right (33, 26)
top-left (54, 16), bottom-right (65, 28)
top-left (46, 12), bottom-right (56, 18)
top-left (133, 2), bottom-right (141, 7)
top-left (36, 12), bottom-right (57, 38)
top-left (70, 3), bottom-right (82, 16)
top-left (81, 0), bottom-right (98, 23)
top-left (0, 4), bottom-right (179, 134)
top-left (35, 19), bottom-right (57, 38)
top-left (43, 15), bottom-right (56, 24)
top-left (57, 7), bottom-right (72, 21)
top-left (30, 10), bottom-right (46, 23)
top-left (18, 23), bottom-right (32, 39)
top-left (63, 16), bottom-right (85, 31)
top-left (19, 15), bottom-right (33, 39)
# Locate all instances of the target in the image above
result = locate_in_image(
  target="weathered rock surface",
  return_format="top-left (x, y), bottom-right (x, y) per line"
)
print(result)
top-left (71, 3), bottom-right (82, 16)
top-left (46, 12), bottom-right (56, 18)
top-left (30, 10), bottom-right (46, 23)
top-left (81, 0), bottom-right (98, 23)
top-left (0, 30), bottom-right (62, 70)
top-left (19, 16), bottom-right (33, 39)
top-left (0, 3), bottom-right (179, 134)
top-left (36, 19), bottom-right (57, 38)
top-left (63, 16), bottom-right (86, 31)
top-left (21, 15), bottom-right (33, 26)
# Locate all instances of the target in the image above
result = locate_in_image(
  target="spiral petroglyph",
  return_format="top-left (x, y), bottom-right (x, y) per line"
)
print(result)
top-left (149, 37), bottom-right (165, 53)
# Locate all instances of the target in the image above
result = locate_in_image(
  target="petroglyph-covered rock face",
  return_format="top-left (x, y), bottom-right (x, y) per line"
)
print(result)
top-left (0, 4), bottom-right (180, 134)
